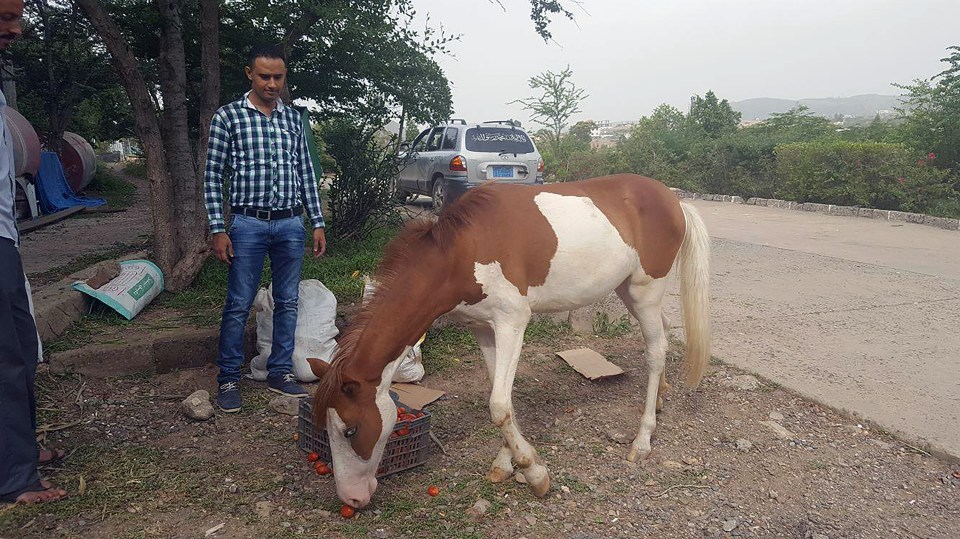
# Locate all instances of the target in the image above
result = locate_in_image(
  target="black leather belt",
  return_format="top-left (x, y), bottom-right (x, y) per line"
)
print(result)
top-left (231, 206), bottom-right (303, 221)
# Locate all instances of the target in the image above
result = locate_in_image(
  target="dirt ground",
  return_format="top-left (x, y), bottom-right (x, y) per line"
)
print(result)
top-left (20, 163), bottom-right (152, 282)
top-left (2, 326), bottom-right (958, 539)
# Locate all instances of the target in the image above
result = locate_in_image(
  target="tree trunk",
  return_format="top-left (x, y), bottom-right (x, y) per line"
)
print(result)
top-left (75, 0), bottom-right (208, 291)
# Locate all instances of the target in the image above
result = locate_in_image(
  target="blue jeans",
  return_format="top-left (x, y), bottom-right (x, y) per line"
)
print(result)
top-left (217, 214), bottom-right (305, 385)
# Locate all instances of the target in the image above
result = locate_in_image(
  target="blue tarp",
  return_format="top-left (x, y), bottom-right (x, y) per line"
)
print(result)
top-left (35, 151), bottom-right (105, 214)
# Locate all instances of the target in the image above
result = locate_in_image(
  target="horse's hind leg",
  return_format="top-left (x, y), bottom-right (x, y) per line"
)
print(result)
top-left (657, 313), bottom-right (672, 411)
top-left (615, 276), bottom-right (670, 462)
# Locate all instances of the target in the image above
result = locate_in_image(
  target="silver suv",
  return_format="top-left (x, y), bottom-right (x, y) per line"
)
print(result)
top-left (396, 119), bottom-right (544, 211)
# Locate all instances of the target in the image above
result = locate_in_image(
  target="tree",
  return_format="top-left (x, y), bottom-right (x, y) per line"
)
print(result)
top-left (510, 65), bottom-right (588, 156)
top-left (688, 90), bottom-right (741, 138)
top-left (896, 45), bottom-right (960, 171)
top-left (6, 0), bottom-right (131, 152)
top-left (565, 120), bottom-right (596, 152)
top-left (74, 0), bottom-right (577, 290)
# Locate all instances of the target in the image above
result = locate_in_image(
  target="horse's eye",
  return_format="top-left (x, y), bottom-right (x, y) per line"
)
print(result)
top-left (344, 426), bottom-right (358, 438)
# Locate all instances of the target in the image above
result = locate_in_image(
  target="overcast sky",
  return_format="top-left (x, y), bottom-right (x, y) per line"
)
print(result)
top-left (409, 0), bottom-right (960, 127)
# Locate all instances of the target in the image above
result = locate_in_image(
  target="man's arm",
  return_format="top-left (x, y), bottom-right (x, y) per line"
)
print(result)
top-left (204, 110), bottom-right (231, 234)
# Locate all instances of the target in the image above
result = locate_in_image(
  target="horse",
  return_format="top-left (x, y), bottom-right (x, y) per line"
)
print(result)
top-left (308, 173), bottom-right (711, 509)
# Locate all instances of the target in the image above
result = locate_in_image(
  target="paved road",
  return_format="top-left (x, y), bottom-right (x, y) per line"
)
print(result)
top-left (664, 201), bottom-right (960, 460)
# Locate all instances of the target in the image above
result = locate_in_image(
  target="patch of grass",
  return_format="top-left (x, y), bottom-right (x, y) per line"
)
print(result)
top-left (592, 311), bottom-right (634, 338)
top-left (421, 325), bottom-right (478, 375)
top-left (44, 308), bottom-right (134, 353)
top-left (122, 160), bottom-right (147, 179)
top-left (0, 443), bottom-right (179, 529)
top-left (524, 316), bottom-right (572, 344)
top-left (87, 163), bottom-right (137, 209)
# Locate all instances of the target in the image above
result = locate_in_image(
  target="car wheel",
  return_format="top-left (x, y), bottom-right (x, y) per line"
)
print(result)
top-left (431, 177), bottom-right (445, 213)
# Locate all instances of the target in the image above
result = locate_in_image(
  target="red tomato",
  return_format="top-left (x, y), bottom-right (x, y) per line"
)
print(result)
top-left (427, 485), bottom-right (440, 497)
top-left (307, 452), bottom-right (320, 462)
top-left (397, 427), bottom-right (410, 436)
top-left (397, 407), bottom-right (406, 415)
top-left (315, 463), bottom-right (330, 475)
top-left (340, 505), bottom-right (355, 518)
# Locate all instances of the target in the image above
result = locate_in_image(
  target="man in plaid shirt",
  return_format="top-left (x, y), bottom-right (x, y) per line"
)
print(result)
top-left (204, 44), bottom-right (326, 412)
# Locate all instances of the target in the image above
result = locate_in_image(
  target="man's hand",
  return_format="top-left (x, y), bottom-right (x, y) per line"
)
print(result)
top-left (212, 232), bottom-right (234, 264)
top-left (313, 228), bottom-right (326, 258)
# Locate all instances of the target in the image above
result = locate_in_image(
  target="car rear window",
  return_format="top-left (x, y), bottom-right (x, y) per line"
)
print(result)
top-left (465, 127), bottom-right (535, 154)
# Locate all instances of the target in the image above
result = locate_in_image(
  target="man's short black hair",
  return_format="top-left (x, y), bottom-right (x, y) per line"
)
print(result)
top-left (248, 44), bottom-right (286, 67)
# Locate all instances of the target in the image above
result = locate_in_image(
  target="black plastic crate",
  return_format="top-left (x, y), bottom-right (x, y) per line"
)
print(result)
top-left (296, 397), bottom-right (431, 478)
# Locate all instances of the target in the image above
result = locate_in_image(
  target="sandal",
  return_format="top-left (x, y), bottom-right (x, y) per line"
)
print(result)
top-left (38, 448), bottom-right (66, 466)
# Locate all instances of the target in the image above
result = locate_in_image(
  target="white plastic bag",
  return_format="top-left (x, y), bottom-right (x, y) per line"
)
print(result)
top-left (248, 279), bottom-right (339, 383)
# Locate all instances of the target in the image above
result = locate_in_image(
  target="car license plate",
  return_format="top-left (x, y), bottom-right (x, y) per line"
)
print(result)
top-left (492, 165), bottom-right (513, 178)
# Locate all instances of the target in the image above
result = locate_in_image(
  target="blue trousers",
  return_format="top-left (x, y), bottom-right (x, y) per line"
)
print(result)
top-left (217, 214), bottom-right (305, 385)
top-left (0, 237), bottom-right (41, 500)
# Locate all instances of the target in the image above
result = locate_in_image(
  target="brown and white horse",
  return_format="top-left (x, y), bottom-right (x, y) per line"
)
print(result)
top-left (309, 173), bottom-right (711, 508)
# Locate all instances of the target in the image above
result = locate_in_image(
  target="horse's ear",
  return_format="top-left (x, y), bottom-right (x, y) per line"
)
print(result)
top-left (307, 358), bottom-right (330, 379)
top-left (341, 380), bottom-right (360, 397)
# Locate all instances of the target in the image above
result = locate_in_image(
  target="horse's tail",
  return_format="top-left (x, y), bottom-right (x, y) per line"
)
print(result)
top-left (678, 201), bottom-right (712, 388)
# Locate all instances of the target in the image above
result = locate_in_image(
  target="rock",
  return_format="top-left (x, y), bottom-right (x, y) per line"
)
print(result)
top-left (735, 439), bottom-right (753, 452)
top-left (255, 501), bottom-right (274, 519)
top-left (524, 515), bottom-right (537, 526)
top-left (606, 428), bottom-right (633, 445)
top-left (515, 473), bottom-right (527, 484)
top-left (662, 460), bottom-right (684, 470)
top-left (768, 490), bottom-right (779, 500)
top-left (560, 485), bottom-right (571, 494)
top-left (269, 396), bottom-right (300, 416)
top-left (468, 499), bottom-right (492, 516)
top-left (682, 456), bottom-right (701, 466)
top-left (722, 375), bottom-right (759, 391)
top-left (180, 390), bottom-right (215, 421)
top-left (759, 421), bottom-right (794, 440)
top-left (768, 411), bottom-right (785, 421)
top-left (722, 519), bottom-right (738, 532)
top-left (644, 479), bottom-right (659, 487)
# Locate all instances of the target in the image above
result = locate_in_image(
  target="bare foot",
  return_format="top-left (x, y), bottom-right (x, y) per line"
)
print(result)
top-left (7, 481), bottom-right (67, 504)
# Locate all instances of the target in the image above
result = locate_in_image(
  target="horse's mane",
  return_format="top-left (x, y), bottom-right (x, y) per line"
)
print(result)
top-left (313, 185), bottom-right (498, 425)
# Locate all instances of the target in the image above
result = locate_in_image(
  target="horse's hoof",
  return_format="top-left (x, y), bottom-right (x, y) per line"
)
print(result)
top-left (524, 463), bottom-right (550, 497)
top-left (626, 445), bottom-right (651, 463)
top-left (487, 467), bottom-right (513, 483)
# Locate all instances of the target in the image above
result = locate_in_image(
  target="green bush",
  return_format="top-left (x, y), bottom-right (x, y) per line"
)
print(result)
top-left (775, 141), bottom-right (956, 212)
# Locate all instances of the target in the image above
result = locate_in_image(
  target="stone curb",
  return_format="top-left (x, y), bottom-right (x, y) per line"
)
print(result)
top-left (49, 325), bottom-right (257, 379)
top-left (670, 188), bottom-right (960, 232)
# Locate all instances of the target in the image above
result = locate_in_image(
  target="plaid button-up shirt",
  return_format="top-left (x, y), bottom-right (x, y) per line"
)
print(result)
top-left (203, 92), bottom-right (324, 234)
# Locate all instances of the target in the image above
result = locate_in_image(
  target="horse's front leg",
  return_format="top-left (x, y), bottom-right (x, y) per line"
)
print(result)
top-left (472, 319), bottom-right (550, 497)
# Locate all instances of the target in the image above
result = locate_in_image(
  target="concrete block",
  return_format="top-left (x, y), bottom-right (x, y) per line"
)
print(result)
top-left (731, 196), bottom-right (745, 204)
top-left (802, 202), bottom-right (830, 213)
top-left (829, 205), bottom-right (860, 217)
top-left (921, 215), bottom-right (960, 230)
